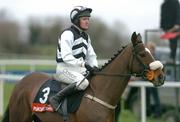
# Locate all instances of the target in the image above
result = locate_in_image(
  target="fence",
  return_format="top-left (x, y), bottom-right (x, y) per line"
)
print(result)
top-left (0, 59), bottom-right (180, 122)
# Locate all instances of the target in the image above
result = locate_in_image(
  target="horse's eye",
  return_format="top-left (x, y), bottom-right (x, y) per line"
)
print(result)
top-left (139, 52), bottom-right (146, 57)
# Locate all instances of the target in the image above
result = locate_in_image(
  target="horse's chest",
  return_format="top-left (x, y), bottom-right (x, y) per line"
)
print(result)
top-left (77, 100), bottom-right (114, 122)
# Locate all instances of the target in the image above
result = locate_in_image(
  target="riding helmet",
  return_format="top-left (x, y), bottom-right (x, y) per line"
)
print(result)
top-left (70, 6), bottom-right (92, 26)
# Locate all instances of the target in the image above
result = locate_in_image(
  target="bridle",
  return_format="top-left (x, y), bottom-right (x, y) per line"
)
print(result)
top-left (94, 45), bottom-right (151, 80)
top-left (85, 44), bottom-right (153, 110)
top-left (129, 46), bottom-right (151, 80)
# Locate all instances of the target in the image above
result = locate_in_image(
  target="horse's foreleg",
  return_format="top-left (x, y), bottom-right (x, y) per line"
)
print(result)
top-left (107, 112), bottom-right (115, 122)
top-left (76, 101), bottom-right (115, 122)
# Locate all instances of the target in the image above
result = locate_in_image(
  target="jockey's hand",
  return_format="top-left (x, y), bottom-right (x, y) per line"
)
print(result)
top-left (93, 66), bottom-right (99, 72)
top-left (85, 63), bottom-right (94, 74)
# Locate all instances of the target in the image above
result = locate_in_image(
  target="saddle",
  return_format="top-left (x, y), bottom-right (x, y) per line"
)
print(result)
top-left (32, 79), bottom-right (85, 115)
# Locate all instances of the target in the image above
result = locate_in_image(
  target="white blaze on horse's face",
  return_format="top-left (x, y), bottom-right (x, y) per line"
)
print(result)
top-left (145, 47), bottom-right (154, 59)
top-left (145, 48), bottom-right (151, 54)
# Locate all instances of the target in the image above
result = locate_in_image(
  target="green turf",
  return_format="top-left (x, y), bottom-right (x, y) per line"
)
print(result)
top-left (119, 110), bottom-right (163, 122)
top-left (3, 82), bottom-right (15, 111)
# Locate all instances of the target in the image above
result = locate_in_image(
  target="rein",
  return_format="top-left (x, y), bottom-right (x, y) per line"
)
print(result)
top-left (94, 48), bottom-right (149, 78)
top-left (86, 46), bottom-right (150, 110)
top-left (94, 72), bottom-right (143, 77)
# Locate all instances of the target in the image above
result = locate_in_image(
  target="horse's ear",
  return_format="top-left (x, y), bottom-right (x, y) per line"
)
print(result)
top-left (131, 32), bottom-right (143, 46)
top-left (137, 33), bottom-right (142, 43)
top-left (131, 32), bottom-right (137, 46)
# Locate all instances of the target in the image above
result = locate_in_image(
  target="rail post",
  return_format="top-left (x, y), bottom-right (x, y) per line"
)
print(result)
top-left (0, 80), bottom-right (3, 116)
top-left (140, 86), bottom-right (146, 122)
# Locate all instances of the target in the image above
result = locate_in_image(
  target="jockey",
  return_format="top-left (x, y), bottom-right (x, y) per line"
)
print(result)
top-left (50, 6), bottom-right (98, 112)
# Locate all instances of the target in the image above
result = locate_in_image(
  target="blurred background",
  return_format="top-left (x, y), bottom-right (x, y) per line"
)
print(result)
top-left (0, 0), bottom-right (167, 59)
top-left (0, 0), bottom-right (180, 122)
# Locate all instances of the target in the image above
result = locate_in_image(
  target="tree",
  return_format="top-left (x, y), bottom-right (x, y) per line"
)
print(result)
top-left (28, 19), bottom-right (42, 45)
top-left (88, 18), bottom-right (129, 58)
top-left (0, 20), bottom-right (26, 53)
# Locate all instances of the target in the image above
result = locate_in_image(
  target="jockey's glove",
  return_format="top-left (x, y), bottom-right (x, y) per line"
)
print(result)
top-left (85, 63), bottom-right (94, 74)
top-left (93, 66), bottom-right (99, 72)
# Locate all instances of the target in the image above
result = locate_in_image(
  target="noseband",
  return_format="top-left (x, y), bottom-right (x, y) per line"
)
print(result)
top-left (129, 48), bottom-right (150, 79)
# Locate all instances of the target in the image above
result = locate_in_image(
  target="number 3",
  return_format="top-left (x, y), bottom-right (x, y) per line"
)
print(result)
top-left (39, 87), bottom-right (50, 103)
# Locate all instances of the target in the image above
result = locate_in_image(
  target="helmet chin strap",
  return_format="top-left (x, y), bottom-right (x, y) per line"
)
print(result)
top-left (73, 23), bottom-right (87, 31)
top-left (73, 23), bottom-right (81, 29)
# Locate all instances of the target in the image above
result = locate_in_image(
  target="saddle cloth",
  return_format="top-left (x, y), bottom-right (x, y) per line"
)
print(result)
top-left (32, 79), bottom-right (85, 114)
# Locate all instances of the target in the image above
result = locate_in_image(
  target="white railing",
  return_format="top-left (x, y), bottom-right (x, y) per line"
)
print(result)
top-left (1, 74), bottom-right (180, 122)
top-left (0, 59), bottom-right (107, 73)
top-left (128, 81), bottom-right (180, 122)
top-left (0, 59), bottom-right (107, 66)
top-left (0, 79), bottom-right (3, 116)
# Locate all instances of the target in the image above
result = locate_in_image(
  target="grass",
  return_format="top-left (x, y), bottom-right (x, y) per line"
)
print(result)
top-left (119, 101), bottom-right (163, 122)
top-left (0, 82), bottom-right (15, 122)
top-left (3, 82), bottom-right (15, 111)
top-left (119, 110), bottom-right (163, 122)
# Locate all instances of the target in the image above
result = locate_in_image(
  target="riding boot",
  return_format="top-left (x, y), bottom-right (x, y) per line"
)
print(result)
top-left (49, 83), bottom-right (77, 111)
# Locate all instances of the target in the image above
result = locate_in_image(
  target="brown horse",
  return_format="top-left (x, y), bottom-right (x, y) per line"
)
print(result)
top-left (2, 32), bottom-right (165, 122)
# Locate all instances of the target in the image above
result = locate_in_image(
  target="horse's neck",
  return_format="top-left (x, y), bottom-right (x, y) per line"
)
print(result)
top-left (89, 45), bottom-right (132, 105)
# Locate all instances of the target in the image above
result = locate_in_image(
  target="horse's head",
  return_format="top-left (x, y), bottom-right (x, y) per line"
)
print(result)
top-left (130, 32), bottom-right (165, 87)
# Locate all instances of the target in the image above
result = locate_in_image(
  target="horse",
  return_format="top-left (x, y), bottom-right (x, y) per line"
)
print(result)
top-left (2, 32), bottom-right (165, 122)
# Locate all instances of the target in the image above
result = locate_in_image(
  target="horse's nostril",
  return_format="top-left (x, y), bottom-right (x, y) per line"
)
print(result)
top-left (159, 74), bottom-right (164, 80)
top-left (158, 74), bottom-right (165, 85)
top-left (158, 75), bottom-right (162, 80)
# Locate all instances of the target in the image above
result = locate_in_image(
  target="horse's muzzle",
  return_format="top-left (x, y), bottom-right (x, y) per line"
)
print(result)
top-left (153, 73), bottom-right (165, 87)
top-left (145, 69), bottom-right (165, 87)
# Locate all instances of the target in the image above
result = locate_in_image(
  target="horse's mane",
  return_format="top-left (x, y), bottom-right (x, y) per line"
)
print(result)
top-left (99, 45), bottom-right (128, 71)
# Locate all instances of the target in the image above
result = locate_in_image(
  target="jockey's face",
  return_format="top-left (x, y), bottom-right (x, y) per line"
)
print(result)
top-left (79, 17), bottom-right (90, 30)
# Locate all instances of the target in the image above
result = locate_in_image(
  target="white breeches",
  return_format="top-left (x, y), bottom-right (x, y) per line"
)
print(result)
top-left (56, 66), bottom-right (89, 90)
